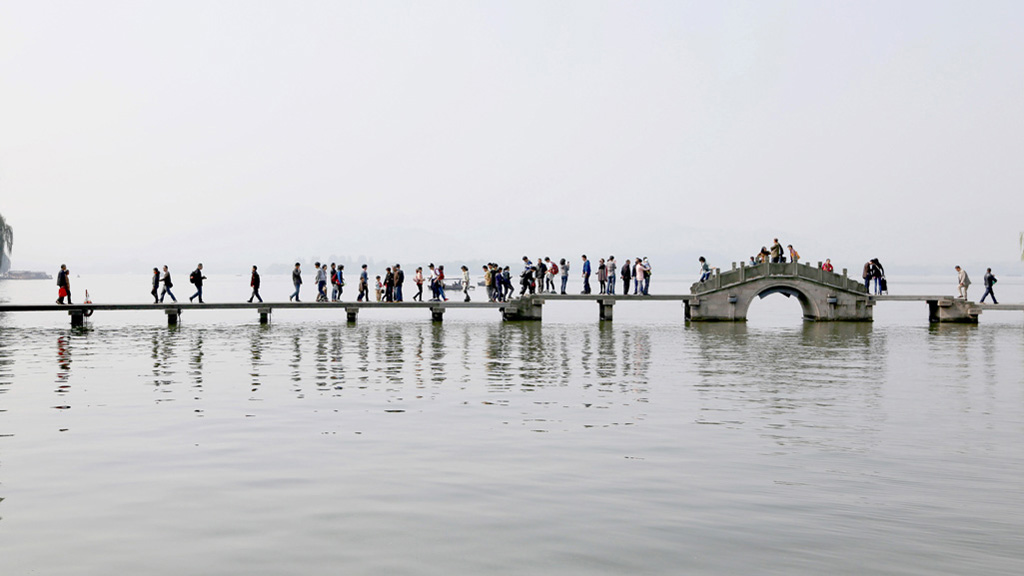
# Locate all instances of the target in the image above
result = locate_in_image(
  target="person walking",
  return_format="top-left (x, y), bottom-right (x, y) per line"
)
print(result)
top-left (607, 256), bottom-right (617, 295)
top-left (698, 257), bottom-right (711, 283)
top-left (151, 267), bottom-right (161, 303)
top-left (642, 257), bottom-right (652, 295)
top-left (383, 267), bottom-right (394, 302)
top-left (160, 265), bottom-right (176, 303)
top-left (394, 264), bottom-right (404, 302)
top-left (428, 264), bottom-right (438, 301)
top-left (980, 268), bottom-right (998, 304)
top-left (956, 266), bottom-right (971, 299)
top-left (56, 264), bottom-right (72, 304)
top-left (581, 255), bottom-right (591, 294)
top-left (315, 262), bottom-right (328, 302)
top-left (788, 245), bottom-right (800, 264)
top-left (559, 258), bottom-right (569, 294)
top-left (437, 265), bottom-right (448, 301)
top-left (413, 266), bottom-right (424, 301)
top-left (330, 263), bottom-right (340, 302)
top-left (357, 264), bottom-right (369, 302)
top-left (189, 263), bottom-right (207, 303)
top-left (335, 265), bottom-right (345, 300)
top-left (290, 263), bottom-right (302, 302)
top-left (461, 265), bottom-right (471, 302)
top-left (249, 265), bottom-right (263, 303)
top-left (621, 259), bottom-right (632, 295)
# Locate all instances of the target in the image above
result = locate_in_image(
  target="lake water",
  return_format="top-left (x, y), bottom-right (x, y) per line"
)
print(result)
top-left (1, 273), bottom-right (1023, 575)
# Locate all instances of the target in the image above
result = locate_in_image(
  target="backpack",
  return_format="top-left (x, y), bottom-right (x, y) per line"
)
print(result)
top-left (189, 270), bottom-right (198, 284)
top-left (549, 263), bottom-right (558, 275)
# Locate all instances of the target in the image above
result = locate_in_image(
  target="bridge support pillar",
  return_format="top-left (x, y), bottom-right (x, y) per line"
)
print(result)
top-left (165, 309), bottom-right (181, 326)
top-left (929, 299), bottom-right (981, 323)
top-left (430, 307), bottom-right (445, 322)
top-left (258, 308), bottom-right (272, 325)
top-left (69, 310), bottom-right (85, 328)
top-left (346, 308), bottom-right (359, 323)
top-left (503, 298), bottom-right (543, 321)
top-left (597, 299), bottom-right (614, 321)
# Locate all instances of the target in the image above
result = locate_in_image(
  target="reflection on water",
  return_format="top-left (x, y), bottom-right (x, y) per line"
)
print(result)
top-left (0, 320), bottom-right (1022, 576)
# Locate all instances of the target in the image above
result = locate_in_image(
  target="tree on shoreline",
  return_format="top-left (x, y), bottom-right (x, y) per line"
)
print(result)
top-left (0, 212), bottom-right (12, 275)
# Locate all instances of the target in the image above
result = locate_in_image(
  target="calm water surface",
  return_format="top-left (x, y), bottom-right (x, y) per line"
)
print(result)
top-left (1, 275), bottom-right (1023, 575)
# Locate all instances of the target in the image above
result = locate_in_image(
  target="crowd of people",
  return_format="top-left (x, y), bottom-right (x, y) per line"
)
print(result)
top-left (52, 253), bottom-right (1005, 307)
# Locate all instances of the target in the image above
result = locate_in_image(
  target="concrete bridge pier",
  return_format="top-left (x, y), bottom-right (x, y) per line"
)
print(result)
top-left (258, 308), bottom-right (272, 325)
top-left (346, 308), bottom-right (359, 323)
top-left (69, 310), bottom-right (86, 328)
top-left (430, 307), bottom-right (445, 322)
top-left (597, 299), bottom-right (615, 321)
top-left (165, 309), bottom-right (181, 326)
top-left (928, 299), bottom-right (981, 323)
top-left (503, 298), bottom-right (543, 321)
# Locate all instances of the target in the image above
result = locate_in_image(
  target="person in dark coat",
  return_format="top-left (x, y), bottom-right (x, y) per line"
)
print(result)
top-left (249, 265), bottom-right (263, 303)
top-left (151, 267), bottom-right (160, 303)
top-left (189, 263), bottom-right (206, 303)
top-left (56, 264), bottom-right (72, 305)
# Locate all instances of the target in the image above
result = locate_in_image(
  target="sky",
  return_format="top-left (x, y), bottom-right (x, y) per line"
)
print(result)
top-left (1, 1), bottom-right (1022, 274)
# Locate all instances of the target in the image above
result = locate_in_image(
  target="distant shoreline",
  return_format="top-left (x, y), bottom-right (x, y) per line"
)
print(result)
top-left (1, 270), bottom-right (53, 280)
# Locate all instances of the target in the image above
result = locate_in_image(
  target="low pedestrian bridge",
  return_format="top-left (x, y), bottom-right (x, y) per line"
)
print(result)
top-left (687, 262), bottom-right (872, 322)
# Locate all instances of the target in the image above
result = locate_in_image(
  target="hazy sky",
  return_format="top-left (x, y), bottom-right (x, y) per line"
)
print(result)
top-left (1, 1), bottom-right (1021, 273)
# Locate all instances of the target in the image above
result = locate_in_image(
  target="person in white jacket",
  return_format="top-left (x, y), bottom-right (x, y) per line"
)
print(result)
top-left (955, 265), bottom-right (971, 299)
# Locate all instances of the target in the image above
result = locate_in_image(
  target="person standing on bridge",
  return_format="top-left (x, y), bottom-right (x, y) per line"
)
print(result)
top-left (383, 267), bottom-right (394, 302)
top-left (329, 263), bottom-right (340, 302)
top-left (249, 265), bottom-right (263, 303)
top-left (56, 264), bottom-right (72, 305)
top-left (545, 258), bottom-right (557, 292)
top-left (160, 265), bottom-right (176, 303)
top-left (770, 239), bottom-right (784, 263)
top-left (597, 258), bottom-right (607, 294)
top-left (189, 263), bottom-right (206, 303)
top-left (862, 260), bottom-right (874, 292)
top-left (871, 258), bottom-right (886, 295)
top-left (559, 258), bottom-right (569, 294)
top-left (394, 264), bottom-right (405, 302)
top-left (621, 259), bottom-right (632, 295)
top-left (581, 255), bottom-right (591, 294)
top-left (980, 268), bottom-right (998, 304)
top-left (607, 256), bottom-right (617, 295)
top-left (788, 245), bottom-right (800, 264)
top-left (357, 264), bottom-right (369, 302)
top-left (642, 257), bottom-right (652, 295)
top-left (699, 257), bottom-right (711, 283)
top-left (151, 268), bottom-right (161, 303)
top-left (822, 259), bottom-right (834, 273)
top-left (315, 262), bottom-right (328, 302)
top-left (955, 266), bottom-right (971, 299)
top-left (290, 263), bottom-right (302, 302)
top-left (634, 258), bottom-right (644, 295)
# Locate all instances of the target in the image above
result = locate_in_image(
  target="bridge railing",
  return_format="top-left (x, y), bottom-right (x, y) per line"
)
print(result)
top-left (694, 262), bottom-right (868, 294)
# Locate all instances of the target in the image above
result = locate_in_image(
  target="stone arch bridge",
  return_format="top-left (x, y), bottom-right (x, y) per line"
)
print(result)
top-left (687, 262), bottom-right (873, 321)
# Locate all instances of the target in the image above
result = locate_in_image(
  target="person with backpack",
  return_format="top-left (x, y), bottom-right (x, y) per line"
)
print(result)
top-left (357, 264), bottom-right (369, 302)
top-left (315, 262), bottom-right (328, 302)
top-left (335, 265), bottom-right (345, 301)
top-left (981, 268), bottom-right (998, 304)
top-left (698, 257), bottom-right (711, 283)
top-left (545, 258), bottom-right (557, 292)
top-left (437, 265), bottom-right (448, 301)
top-left (329, 263), bottom-right (340, 302)
top-left (248, 265), bottom-right (263, 303)
top-left (160, 265), bottom-right (176, 303)
top-left (290, 263), bottom-right (302, 302)
top-left (189, 263), bottom-right (206, 303)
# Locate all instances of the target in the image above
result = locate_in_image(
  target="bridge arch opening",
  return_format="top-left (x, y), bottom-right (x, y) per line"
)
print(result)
top-left (745, 284), bottom-right (820, 325)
